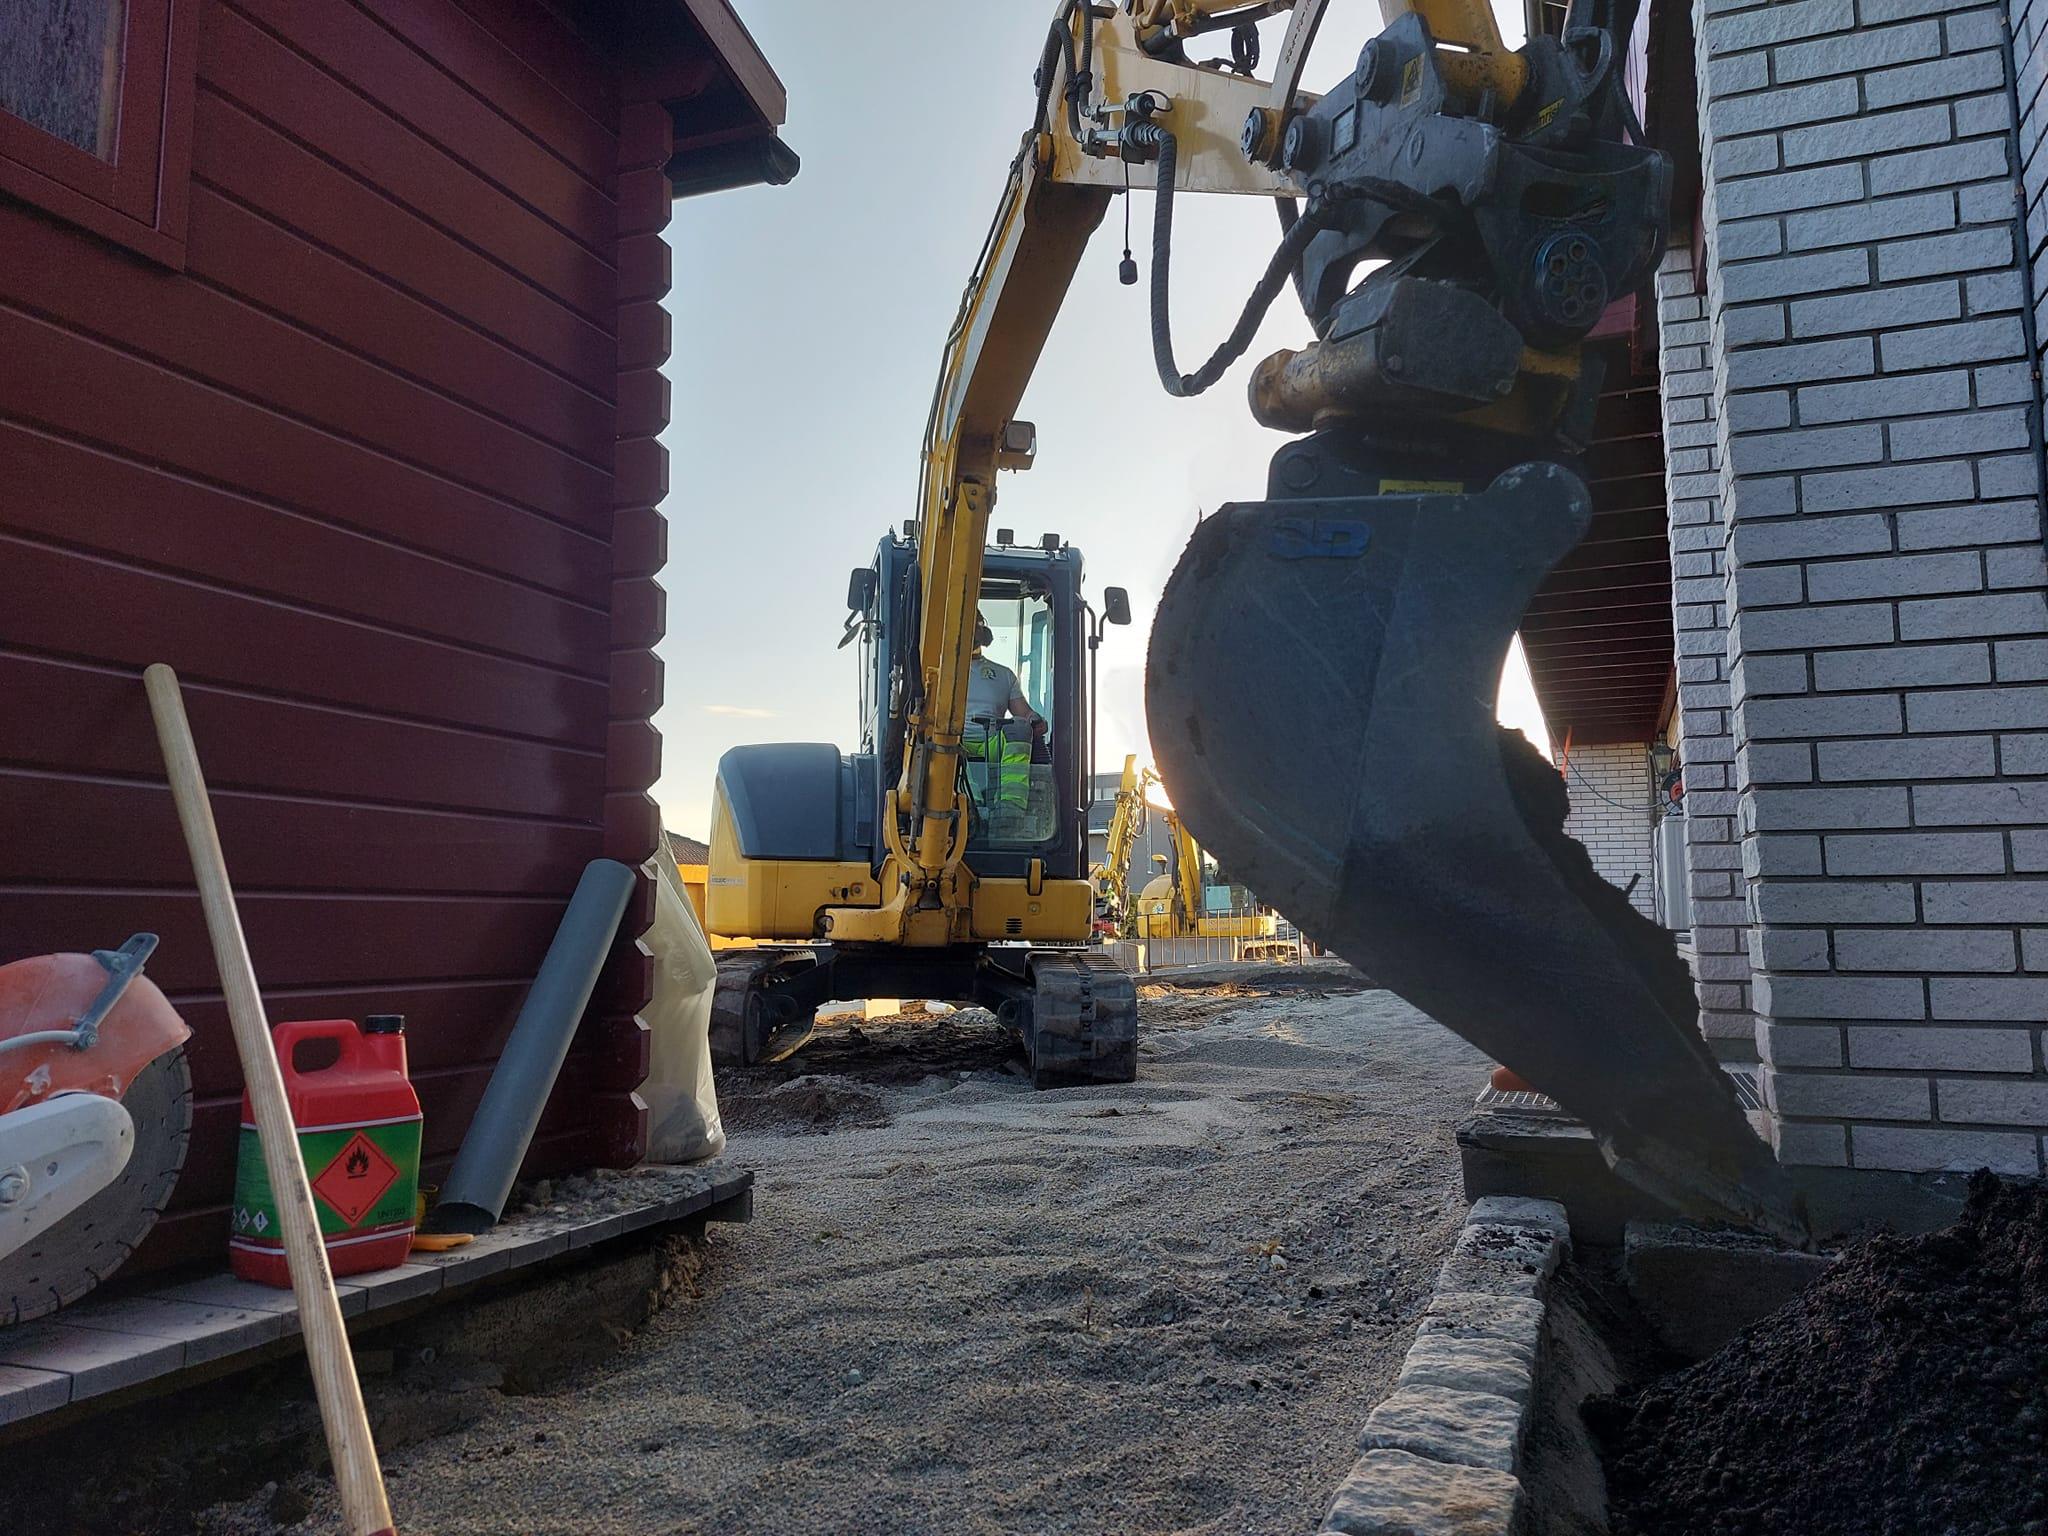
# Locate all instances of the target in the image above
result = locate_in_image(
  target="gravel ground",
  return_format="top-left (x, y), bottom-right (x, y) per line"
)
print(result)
top-left (202, 971), bottom-right (1486, 1536)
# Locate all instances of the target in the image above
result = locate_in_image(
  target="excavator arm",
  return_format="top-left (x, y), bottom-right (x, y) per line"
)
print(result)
top-left (823, 2), bottom-right (1293, 951)
top-left (1164, 810), bottom-right (1206, 931)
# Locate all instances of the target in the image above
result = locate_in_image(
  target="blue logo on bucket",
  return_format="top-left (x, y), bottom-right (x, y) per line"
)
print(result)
top-left (1267, 516), bottom-right (1372, 560)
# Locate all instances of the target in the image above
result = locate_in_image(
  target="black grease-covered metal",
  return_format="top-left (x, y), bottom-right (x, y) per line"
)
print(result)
top-left (1146, 445), bottom-right (1806, 1243)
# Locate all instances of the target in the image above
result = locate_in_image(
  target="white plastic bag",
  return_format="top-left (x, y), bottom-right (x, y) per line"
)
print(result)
top-left (639, 852), bottom-right (725, 1163)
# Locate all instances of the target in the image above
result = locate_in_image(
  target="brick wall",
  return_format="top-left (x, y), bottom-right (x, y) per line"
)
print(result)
top-left (1693, 0), bottom-right (2048, 1177)
top-left (1658, 236), bottom-right (1760, 1053)
top-left (1563, 741), bottom-right (1659, 921)
top-left (2019, 0), bottom-right (2048, 364)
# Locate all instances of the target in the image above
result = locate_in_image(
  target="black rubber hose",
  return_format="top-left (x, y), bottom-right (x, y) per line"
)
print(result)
top-left (1072, 0), bottom-right (1093, 137)
top-left (1136, 123), bottom-right (1328, 398)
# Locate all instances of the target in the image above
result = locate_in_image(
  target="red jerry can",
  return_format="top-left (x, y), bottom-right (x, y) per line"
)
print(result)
top-left (229, 1017), bottom-right (422, 1286)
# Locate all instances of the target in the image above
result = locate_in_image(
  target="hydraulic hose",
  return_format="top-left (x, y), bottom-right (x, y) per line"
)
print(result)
top-left (1132, 122), bottom-right (1329, 398)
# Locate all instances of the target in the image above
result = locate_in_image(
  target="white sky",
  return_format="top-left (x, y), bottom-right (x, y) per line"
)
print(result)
top-left (656, 3), bottom-right (1547, 837)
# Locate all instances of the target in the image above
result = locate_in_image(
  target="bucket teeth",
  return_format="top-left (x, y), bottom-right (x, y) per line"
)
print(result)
top-left (1147, 458), bottom-right (1807, 1244)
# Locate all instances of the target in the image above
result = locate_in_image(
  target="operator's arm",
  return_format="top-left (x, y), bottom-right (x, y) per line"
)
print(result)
top-left (1009, 683), bottom-right (1043, 731)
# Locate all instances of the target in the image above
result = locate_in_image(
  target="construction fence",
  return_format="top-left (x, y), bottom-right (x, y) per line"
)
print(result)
top-left (1099, 930), bottom-right (1316, 975)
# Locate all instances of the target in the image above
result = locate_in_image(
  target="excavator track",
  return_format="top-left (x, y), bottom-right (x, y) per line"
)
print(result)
top-left (709, 950), bottom-right (817, 1068)
top-left (1019, 949), bottom-right (1138, 1088)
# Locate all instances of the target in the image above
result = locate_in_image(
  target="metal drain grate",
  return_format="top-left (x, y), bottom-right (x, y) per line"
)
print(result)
top-left (1472, 1084), bottom-right (1568, 1115)
top-left (1475, 1064), bottom-right (1766, 1116)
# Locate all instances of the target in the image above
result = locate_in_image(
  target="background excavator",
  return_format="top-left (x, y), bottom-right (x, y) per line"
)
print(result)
top-left (1095, 754), bottom-right (1283, 951)
top-left (1134, 810), bottom-right (1282, 953)
top-left (1090, 755), bottom-right (1159, 937)
top-left (712, 0), bottom-right (1806, 1240)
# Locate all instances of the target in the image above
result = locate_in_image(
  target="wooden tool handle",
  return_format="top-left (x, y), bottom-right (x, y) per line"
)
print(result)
top-left (144, 665), bottom-right (396, 1536)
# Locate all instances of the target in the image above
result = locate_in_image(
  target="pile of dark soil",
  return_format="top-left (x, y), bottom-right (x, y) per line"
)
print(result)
top-left (1595, 1172), bottom-right (2048, 1536)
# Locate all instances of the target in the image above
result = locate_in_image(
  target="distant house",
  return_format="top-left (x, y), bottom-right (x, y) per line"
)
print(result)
top-left (0, 0), bottom-right (793, 1272)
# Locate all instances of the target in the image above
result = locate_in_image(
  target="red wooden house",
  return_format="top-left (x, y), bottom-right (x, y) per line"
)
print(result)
top-left (0, 0), bottom-right (792, 1271)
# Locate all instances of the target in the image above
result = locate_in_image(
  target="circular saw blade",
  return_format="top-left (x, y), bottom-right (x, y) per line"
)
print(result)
top-left (1, 1047), bottom-right (192, 1326)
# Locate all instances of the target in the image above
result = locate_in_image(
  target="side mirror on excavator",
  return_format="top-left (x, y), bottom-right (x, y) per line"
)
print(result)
top-left (846, 567), bottom-right (878, 614)
top-left (1103, 586), bottom-right (1132, 626)
top-left (839, 568), bottom-right (879, 650)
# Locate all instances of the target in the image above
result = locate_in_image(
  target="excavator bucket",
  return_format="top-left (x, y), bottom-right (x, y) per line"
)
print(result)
top-left (1147, 452), bottom-right (1808, 1246)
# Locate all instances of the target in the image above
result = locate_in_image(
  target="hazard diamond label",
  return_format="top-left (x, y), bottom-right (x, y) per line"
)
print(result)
top-left (310, 1131), bottom-right (400, 1227)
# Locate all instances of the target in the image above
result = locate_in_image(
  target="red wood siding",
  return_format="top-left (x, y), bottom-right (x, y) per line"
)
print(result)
top-left (0, 0), bottom-right (689, 1273)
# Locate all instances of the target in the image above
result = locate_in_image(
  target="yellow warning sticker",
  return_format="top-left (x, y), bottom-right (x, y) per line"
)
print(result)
top-left (1401, 57), bottom-right (1423, 105)
top-left (1534, 98), bottom-right (1563, 130)
top-left (1379, 478), bottom-right (1464, 494)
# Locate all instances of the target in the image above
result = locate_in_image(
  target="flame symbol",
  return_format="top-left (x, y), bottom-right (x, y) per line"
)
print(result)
top-left (346, 1145), bottom-right (370, 1177)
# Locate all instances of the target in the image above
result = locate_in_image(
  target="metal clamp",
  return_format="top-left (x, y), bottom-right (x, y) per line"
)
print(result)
top-left (0, 933), bottom-right (159, 1057)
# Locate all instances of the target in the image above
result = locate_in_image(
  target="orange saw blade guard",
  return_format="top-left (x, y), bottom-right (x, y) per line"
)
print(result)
top-left (1, 939), bottom-right (191, 1112)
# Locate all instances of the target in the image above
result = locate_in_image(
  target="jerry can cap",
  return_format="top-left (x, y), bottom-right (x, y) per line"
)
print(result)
top-left (363, 1013), bottom-right (405, 1034)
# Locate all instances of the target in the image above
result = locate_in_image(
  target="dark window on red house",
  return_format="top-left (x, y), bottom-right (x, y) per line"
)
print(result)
top-left (0, 0), bottom-right (197, 265)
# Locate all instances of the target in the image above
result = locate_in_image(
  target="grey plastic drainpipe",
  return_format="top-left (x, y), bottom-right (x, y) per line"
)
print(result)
top-left (425, 858), bottom-right (638, 1235)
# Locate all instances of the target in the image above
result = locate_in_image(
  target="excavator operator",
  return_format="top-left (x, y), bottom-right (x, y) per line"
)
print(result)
top-left (965, 609), bottom-right (1043, 817)
top-left (965, 610), bottom-right (1043, 738)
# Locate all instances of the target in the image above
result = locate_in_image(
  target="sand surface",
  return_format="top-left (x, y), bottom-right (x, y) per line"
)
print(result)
top-left (205, 970), bottom-right (1485, 1535)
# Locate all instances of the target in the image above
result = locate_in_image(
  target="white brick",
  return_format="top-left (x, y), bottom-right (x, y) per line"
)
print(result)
top-left (1772, 1118), bottom-right (1849, 1166)
top-left (1760, 1023), bottom-right (1844, 1067)
top-left (1849, 1026), bottom-right (2035, 1073)
top-left (1771, 1071), bottom-right (1931, 1120)
top-left (1750, 879), bottom-right (1917, 922)
top-left (1834, 927), bottom-right (2016, 972)
top-left (1805, 551), bottom-right (1981, 602)
top-left (1772, 20), bottom-right (1941, 84)
top-left (1931, 978), bottom-right (2048, 1021)
top-left (1755, 973), bottom-right (1926, 1020)
top-left (1923, 880), bottom-right (2048, 922)
top-left (1914, 782), bottom-right (2048, 826)
top-left (1812, 643), bottom-right (1989, 692)
top-left (1745, 787), bottom-right (1911, 832)
top-left (1800, 461), bottom-right (1974, 515)
top-left (1865, 51), bottom-right (2010, 113)
top-left (1823, 831), bottom-right (2007, 874)
top-left (1877, 228), bottom-right (2009, 282)
top-left (1852, 1125), bottom-right (2039, 1175)
top-left (1938, 1080), bottom-right (2048, 1126)
top-left (1817, 735), bottom-right (1996, 781)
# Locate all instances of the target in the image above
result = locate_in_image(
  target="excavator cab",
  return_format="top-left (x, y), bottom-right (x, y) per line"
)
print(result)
top-left (855, 530), bottom-right (1091, 863)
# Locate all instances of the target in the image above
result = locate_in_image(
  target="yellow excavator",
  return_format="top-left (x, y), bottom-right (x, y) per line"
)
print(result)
top-left (1092, 755), bottom-right (1281, 950)
top-left (1089, 754), bottom-right (1158, 936)
top-left (1135, 812), bottom-right (1282, 952)
top-left (710, 0), bottom-right (1804, 1238)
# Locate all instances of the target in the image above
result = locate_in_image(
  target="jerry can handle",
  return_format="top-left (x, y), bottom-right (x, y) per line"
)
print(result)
top-left (270, 1018), bottom-right (361, 1076)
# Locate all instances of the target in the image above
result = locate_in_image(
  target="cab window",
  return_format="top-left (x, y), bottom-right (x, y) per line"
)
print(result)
top-left (963, 577), bottom-right (1057, 846)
